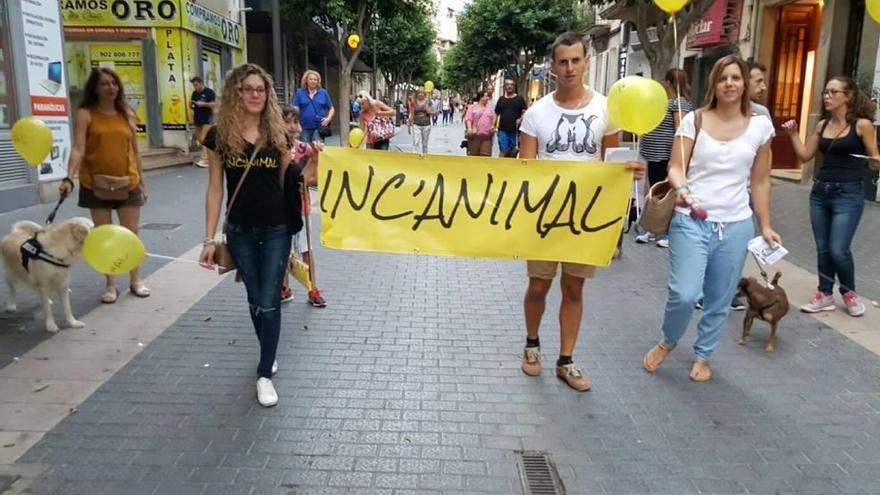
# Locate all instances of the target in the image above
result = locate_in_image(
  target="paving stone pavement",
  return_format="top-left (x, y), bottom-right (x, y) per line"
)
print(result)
top-left (0, 166), bottom-right (212, 369)
top-left (7, 124), bottom-right (880, 495)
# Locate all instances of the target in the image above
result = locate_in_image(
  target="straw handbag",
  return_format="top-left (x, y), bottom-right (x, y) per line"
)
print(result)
top-left (638, 111), bottom-right (702, 235)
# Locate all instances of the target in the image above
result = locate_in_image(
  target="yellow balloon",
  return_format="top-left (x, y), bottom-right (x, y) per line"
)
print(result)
top-left (347, 34), bottom-right (361, 49)
top-left (607, 76), bottom-right (668, 136)
top-left (653, 0), bottom-right (689, 14)
top-left (868, 0), bottom-right (880, 23)
top-left (11, 117), bottom-right (53, 166)
top-left (83, 225), bottom-right (146, 276)
top-left (424, 81), bottom-right (435, 93)
top-left (348, 128), bottom-right (365, 148)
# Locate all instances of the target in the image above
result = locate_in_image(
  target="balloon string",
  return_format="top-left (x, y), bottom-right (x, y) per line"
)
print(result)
top-left (146, 253), bottom-right (228, 271)
top-left (672, 13), bottom-right (687, 185)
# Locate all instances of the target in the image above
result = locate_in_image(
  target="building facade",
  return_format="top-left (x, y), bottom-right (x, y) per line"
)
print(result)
top-left (60, 0), bottom-right (246, 154)
top-left (433, 0), bottom-right (464, 62)
top-left (0, 0), bottom-right (68, 212)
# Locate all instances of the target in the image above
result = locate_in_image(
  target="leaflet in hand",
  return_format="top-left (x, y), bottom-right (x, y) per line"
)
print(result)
top-left (747, 236), bottom-right (788, 265)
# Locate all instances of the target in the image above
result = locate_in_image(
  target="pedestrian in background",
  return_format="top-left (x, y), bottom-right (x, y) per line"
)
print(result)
top-left (358, 90), bottom-right (397, 150)
top-left (643, 55), bottom-right (780, 383)
top-left (278, 104), bottom-right (327, 308)
top-left (292, 70), bottom-right (334, 143)
top-left (409, 88), bottom-right (435, 156)
top-left (465, 91), bottom-right (495, 156)
top-left (442, 97), bottom-right (450, 125)
top-left (199, 64), bottom-right (303, 407)
top-left (494, 78), bottom-right (527, 157)
top-left (59, 67), bottom-right (150, 304)
top-left (430, 94), bottom-right (442, 125)
top-left (635, 68), bottom-right (693, 248)
top-left (190, 76), bottom-right (216, 168)
top-left (448, 96), bottom-right (457, 124)
top-left (748, 61), bottom-right (771, 118)
top-left (784, 76), bottom-right (880, 317)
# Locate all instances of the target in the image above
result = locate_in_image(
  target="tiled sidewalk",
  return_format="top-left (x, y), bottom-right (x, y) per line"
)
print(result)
top-left (13, 231), bottom-right (880, 494)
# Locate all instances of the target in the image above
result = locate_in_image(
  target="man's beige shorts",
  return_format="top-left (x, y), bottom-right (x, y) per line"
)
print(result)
top-left (527, 261), bottom-right (596, 280)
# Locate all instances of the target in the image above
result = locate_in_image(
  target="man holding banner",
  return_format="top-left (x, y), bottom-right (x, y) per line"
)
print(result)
top-left (518, 32), bottom-right (646, 392)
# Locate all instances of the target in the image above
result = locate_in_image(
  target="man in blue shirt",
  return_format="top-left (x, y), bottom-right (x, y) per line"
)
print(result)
top-left (190, 76), bottom-right (216, 167)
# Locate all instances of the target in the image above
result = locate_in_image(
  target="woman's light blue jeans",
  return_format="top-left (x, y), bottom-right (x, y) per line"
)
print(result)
top-left (660, 212), bottom-right (753, 360)
top-left (226, 224), bottom-right (292, 378)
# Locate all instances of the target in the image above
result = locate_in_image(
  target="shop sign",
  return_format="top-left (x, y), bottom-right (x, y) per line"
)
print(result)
top-left (687, 0), bottom-right (726, 49)
top-left (64, 26), bottom-right (150, 37)
top-left (181, 1), bottom-right (243, 49)
top-left (156, 28), bottom-right (187, 130)
top-left (21, 0), bottom-right (72, 182)
top-left (61, 0), bottom-right (180, 28)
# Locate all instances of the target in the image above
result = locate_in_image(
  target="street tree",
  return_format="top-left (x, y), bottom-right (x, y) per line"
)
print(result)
top-left (362, 6), bottom-right (436, 102)
top-left (586, 0), bottom-right (715, 80)
top-left (454, 0), bottom-right (591, 93)
top-left (283, 0), bottom-right (429, 129)
top-left (440, 43), bottom-right (484, 94)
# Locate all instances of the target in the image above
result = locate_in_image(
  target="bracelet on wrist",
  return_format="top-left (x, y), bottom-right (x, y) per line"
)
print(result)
top-left (202, 238), bottom-right (216, 246)
top-left (673, 185), bottom-right (690, 196)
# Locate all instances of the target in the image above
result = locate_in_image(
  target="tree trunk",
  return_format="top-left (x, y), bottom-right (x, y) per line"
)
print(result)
top-left (339, 61), bottom-right (353, 135)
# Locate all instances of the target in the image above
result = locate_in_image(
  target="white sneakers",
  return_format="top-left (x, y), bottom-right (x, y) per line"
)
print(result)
top-left (256, 378), bottom-right (278, 407)
top-left (255, 361), bottom-right (280, 407)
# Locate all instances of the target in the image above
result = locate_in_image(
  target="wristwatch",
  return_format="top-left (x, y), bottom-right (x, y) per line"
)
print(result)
top-left (202, 238), bottom-right (216, 246)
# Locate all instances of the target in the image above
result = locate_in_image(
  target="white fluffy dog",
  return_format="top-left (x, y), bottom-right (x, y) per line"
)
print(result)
top-left (2, 217), bottom-right (93, 332)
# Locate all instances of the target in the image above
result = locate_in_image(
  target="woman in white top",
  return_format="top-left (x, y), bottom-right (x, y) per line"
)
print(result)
top-left (642, 55), bottom-right (781, 382)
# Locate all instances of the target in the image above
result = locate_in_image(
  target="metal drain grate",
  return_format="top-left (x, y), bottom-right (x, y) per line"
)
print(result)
top-left (139, 223), bottom-right (182, 231)
top-left (516, 450), bottom-right (566, 495)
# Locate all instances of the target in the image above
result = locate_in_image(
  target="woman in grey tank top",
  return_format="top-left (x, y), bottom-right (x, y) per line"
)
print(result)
top-left (408, 88), bottom-right (435, 155)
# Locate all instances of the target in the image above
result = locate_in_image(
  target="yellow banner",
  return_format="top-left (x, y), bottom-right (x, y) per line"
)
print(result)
top-left (62, 0), bottom-right (180, 27)
top-left (319, 148), bottom-right (633, 266)
top-left (156, 28), bottom-right (187, 130)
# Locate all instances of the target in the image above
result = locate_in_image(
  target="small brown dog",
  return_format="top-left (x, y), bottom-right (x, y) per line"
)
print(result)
top-left (736, 272), bottom-right (790, 353)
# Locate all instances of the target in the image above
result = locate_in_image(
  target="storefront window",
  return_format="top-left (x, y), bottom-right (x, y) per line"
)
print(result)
top-left (0, 2), bottom-right (18, 129)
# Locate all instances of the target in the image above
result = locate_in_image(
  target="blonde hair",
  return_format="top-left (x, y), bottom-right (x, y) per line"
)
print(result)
top-left (215, 64), bottom-right (290, 175)
top-left (300, 70), bottom-right (322, 89)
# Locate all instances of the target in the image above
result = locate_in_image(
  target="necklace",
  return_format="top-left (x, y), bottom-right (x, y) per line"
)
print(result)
top-left (553, 86), bottom-right (592, 110)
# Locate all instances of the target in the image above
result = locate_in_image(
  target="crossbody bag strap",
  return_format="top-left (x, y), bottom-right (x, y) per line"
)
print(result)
top-left (308, 91), bottom-right (325, 122)
top-left (223, 145), bottom-right (261, 227)
top-left (682, 109), bottom-right (702, 175)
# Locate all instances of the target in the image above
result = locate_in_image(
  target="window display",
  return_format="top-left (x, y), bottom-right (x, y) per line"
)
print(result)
top-left (0, 3), bottom-right (17, 129)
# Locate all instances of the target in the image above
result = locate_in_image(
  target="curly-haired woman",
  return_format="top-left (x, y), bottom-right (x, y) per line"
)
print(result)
top-left (784, 76), bottom-right (880, 317)
top-left (198, 64), bottom-right (303, 407)
top-left (59, 68), bottom-right (149, 304)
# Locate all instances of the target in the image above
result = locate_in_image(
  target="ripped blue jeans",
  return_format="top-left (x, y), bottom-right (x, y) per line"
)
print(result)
top-left (660, 212), bottom-right (753, 360)
top-left (226, 224), bottom-right (292, 378)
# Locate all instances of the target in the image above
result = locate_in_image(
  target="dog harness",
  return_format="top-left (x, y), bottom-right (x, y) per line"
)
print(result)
top-left (20, 235), bottom-right (70, 272)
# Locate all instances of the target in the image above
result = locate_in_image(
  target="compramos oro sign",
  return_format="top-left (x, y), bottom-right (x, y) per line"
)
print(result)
top-left (61, 0), bottom-right (180, 27)
top-left (182, 1), bottom-right (243, 49)
top-left (61, 0), bottom-right (243, 49)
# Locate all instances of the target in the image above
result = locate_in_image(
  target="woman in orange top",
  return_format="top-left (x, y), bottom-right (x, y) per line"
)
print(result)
top-left (59, 68), bottom-right (149, 303)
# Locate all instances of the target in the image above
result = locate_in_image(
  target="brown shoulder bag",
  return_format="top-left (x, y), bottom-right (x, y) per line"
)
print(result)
top-left (637, 110), bottom-right (702, 236)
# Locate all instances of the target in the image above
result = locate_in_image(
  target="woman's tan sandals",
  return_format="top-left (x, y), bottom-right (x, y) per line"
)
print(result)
top-left (689, 360), bottom-right (712, 382)
top-left (643, 341), bottom-right (675, 373)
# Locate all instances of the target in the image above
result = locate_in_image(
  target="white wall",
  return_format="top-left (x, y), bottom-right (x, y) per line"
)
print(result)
top-left (434, 0), bottom-right (465, 43)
